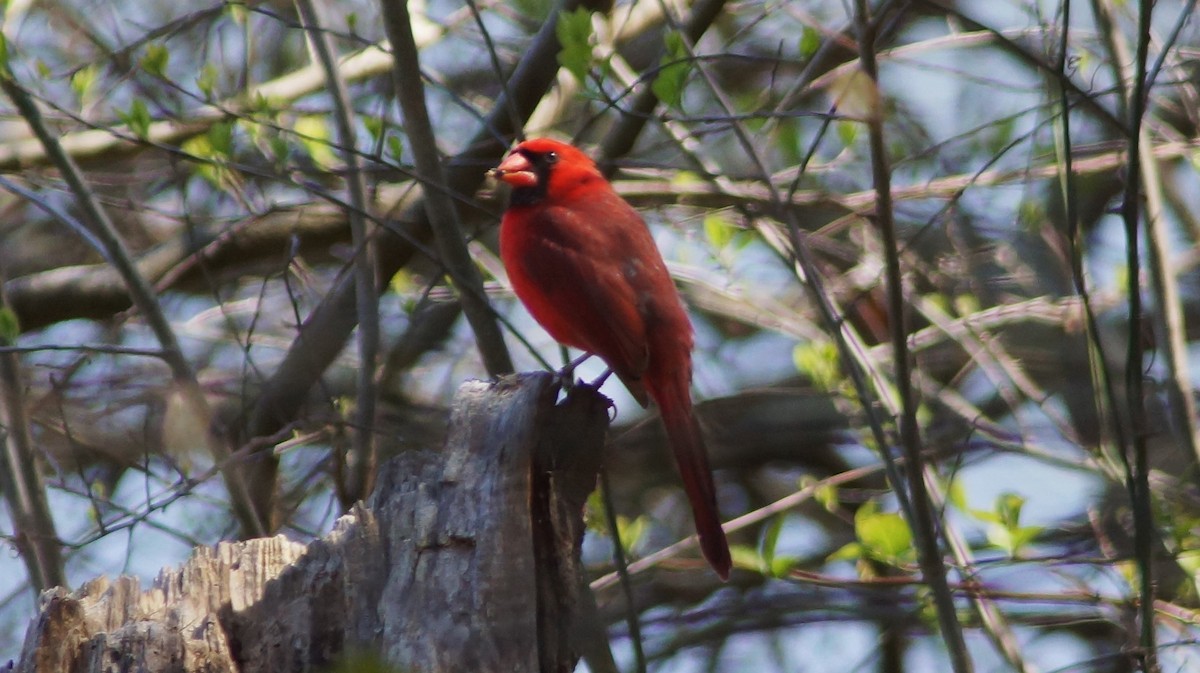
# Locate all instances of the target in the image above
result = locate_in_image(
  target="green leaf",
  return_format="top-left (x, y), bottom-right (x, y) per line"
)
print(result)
top-left (996, 492), bottom-right (1025, 529)
top-left (581, 488), bottom-right (605, 533)
top-left (801, 474), bottom-right (839, 513)
top-left (946, 478), bottom-right (968, 511)
top-left (119, 99), bottom-right (152, 139)
top-left (953, 293), bottom-right (980, 317)
top-left (652, 31), bottom-right (689, 110)
top-left (556, 7), bottom-right (594, 85)
top-left (776, 119), bottom-right (803, 166)
top-left (979, 492), bottom-right (1041, 558)
top-left (854, 501), bottom-right (913, 564)
top-left (792, 340), bottom-right (840, 392)
top-left (768, 554), bottom-right (799, 577)
top-left (71, 64), bottom-right (100, 103)
top-left (0, 33), bottom-right (9, 76)
top-left (0, 306), bottom-right (19, 343)
top-left (387, 135), bottom-right (404, 162)
top-left (1177, 549), bottom-right (1200, 577)
top-left (616, 515), bottom-right (647, 553)
top-left (1112, 264), bottom-right (1130, 297)
top-left (798, 26), bottom-right (820, 58)
top-left (196, 64), bottom-right (218, 98)
top-left (987, 114), bottom-right (1017, 154)
top-left (915, 587), bottom-right (939, 628)
top-left (207, 120), bottom-right (234, 156)
top-left (729, 544), bottom-right (760, 573)
top-left (294, 115), bottom-right (337, 169)
top-left (670, 170), bottom-right (702, 187)
top-left (986, 523), bottom-right (1041, 558)
top-left (916, 403), bottom-right (933, 429)
top-left (141, 43), bottom-right (169, 77)
top-left (363, 116), bottom-right (384, 141)
top-left (836, 120), bottom-right (858, 147)
top-left (928, 292), bottom-right (952, 314)
top-left (703, 212), bottom-right (735, 250)
top-left (182, 133), bottom-right (233, 188)
top-left (758, 516), bottom-right (800, 577)
top-left (1018, 199), bottom-right (1043, 229)
top-left (761, 514), bottom-right (785, 566)
top-left (1009, 525), bottom-right (1040, 552)
top-left (828, 541), bottom-right (863, 563)
top-left (251, 91), bottom-right (277, 115)
top-left (389, 270), bottom-right (416, 297)
top-left (269, 135), bottom-right (290, 167)
top-left (814, 481), bottom-right (838, 512)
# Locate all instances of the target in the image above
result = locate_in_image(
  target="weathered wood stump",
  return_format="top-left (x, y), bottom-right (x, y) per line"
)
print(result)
top-left (14, 373), bottom-right (610, 673)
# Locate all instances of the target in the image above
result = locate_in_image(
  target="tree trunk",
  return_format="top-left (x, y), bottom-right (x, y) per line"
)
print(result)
top-left (14, 373), bottom-right (609, 673)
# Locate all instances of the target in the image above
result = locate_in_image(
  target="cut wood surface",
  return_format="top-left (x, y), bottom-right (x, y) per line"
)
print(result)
top-left (14, 373), bottom-right (609, 673)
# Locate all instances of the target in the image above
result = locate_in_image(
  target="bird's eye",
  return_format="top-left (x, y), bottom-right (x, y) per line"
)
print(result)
top-left (545, 151), bottom-right (559, 164)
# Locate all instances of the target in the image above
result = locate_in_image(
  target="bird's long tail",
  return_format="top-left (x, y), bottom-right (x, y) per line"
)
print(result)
top-left (648, 374), bottom-right (731, 580)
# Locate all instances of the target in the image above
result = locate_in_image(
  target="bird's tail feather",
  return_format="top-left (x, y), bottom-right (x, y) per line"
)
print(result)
top-left (650, 376), bottom-right (731, 580)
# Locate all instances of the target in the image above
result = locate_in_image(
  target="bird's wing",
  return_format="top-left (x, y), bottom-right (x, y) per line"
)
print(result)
top-left (504, 200), bottom-right (658, 395)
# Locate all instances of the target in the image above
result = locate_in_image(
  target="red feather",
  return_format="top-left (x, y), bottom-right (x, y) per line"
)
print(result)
top-left (495, 138), bottom-right (731, 579)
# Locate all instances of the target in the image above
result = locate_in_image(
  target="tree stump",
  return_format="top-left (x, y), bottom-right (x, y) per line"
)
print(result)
top-left (14, 373), bottom-right (610, 673)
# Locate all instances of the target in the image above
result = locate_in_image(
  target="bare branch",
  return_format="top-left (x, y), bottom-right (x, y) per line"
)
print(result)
top-left (294, 0), bottom-right (380, 505)
top-left (0, 301), bottom-right (65, 592)
top-left (853, 2), bottom-right (970, 669)
top-left (378, 0), bottom-right (513, 376)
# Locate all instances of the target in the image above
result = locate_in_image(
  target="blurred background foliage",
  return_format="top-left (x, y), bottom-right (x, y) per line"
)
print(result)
top-left (0, 0), bottom-right (1198, 670)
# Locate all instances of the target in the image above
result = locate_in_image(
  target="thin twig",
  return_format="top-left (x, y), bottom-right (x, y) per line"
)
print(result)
top-left (0, 298), bottom-right (66, 592)
top-left (1128, 5), bottom-right (1200, 472)
top-left (378, 0), bottom-right (513, 376)
top-left (294, 0), bottom-right (380, 504)
top-left (591, 463), bottom-right (882, 589)
top-left (599, 466), bottom-right (645, 673)
top-left (1117, 0), bottom-right (1160, 667)
top-left (464, 0), bottom-right (525, 143)
top-left (1056, 0), bottom-right (1129, 475)
top-left (1092, 1), bottom-right (1200, 477)
top-left (853, 2), bottom-right (971, 669)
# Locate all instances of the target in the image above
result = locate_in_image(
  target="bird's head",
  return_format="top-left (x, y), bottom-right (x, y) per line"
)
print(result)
top-left (490, 138), bottom-right (600, 205)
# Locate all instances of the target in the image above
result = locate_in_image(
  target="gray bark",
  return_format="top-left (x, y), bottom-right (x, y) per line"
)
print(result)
top-left (15, 373), bottom-right (609, 673)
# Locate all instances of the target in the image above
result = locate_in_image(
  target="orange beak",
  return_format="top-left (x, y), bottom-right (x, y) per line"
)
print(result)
top-left (490, 151), bottom-right (538, 188)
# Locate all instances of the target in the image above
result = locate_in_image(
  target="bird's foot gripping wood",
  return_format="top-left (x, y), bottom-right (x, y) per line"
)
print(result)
top-left (553, 352), bottom-right (612, 403)
top-left (555, 352), bottom-right (594, 389)
top-left (550, 357), bottom-right (616, 420)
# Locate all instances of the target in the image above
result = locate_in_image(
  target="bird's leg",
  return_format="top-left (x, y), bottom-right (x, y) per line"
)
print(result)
top-left (557, 351), bottom-right (595, 391)
top-left (562, 352), bottom-right (615, 390)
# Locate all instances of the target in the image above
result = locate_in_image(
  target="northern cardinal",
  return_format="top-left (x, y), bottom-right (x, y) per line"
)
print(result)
top-left (492, 138), bottom-right (731, 579)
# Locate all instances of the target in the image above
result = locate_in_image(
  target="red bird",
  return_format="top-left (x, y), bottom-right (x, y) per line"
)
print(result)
top-left (493, 138), bottom-right (731, 579)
